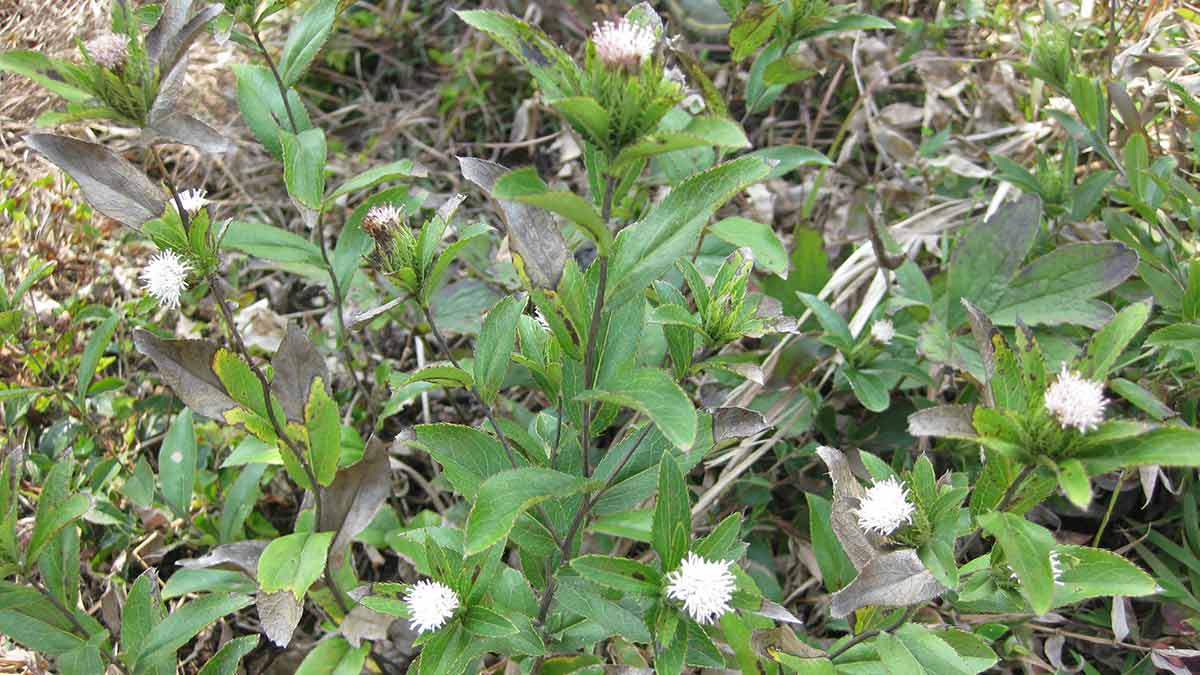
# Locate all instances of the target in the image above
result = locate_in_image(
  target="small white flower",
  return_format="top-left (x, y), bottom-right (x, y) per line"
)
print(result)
top-left (591, 18), bottom-right (657, 68)
top-left (404, 579), bottom-right (459, 634)
top-left (85, 32), bottom-right (129, 69)
top-left (1044, 364), bottom-right (1107, 433)
top-left (364, 204), bottom-right (405, 231)
top-left (870, 319), bottom-right (896, 345)
top-left (174, 188), bottom-right (209, 217)
top-left (664, 552), bottom-right (736, 625)
top-left (856, 476), bottom-right (915, 536)
top-left (139, 250), bottom-right (191, 310)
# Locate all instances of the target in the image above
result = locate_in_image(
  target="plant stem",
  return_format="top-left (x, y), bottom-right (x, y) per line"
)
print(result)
top-left (579, 255), bottom-right (608, 479)
top-left (826, 606), bottom-right (917, 660)
top-left (250, 26), bottom-right (299, 134)
top-left (150, 145), bottom-right (191, 235)
top-left (1093, 469), bottom-right (1127, 546)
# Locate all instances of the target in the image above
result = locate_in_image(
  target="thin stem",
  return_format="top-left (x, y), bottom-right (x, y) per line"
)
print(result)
top-left (250, 26), bottom-right (299, 134)
top-left (150, 145), bottom-right (190, 235)
top-left (997, 465), bottom-right (1037, 512)
top-left (312, 211), bottom-right (368, 406)
top-left (826, 606), bottom-right (917, 660)
top-left (1093, 469), bottom-right (1127, 547)
top-left (579, 255), bottom-right (608, 479)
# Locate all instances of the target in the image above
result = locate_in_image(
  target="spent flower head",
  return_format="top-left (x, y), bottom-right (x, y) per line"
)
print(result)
top-left (1044, 364), bottom-right (1106, 433)
top-left (856, 476), bottom-right (915, 536)
top-left (591, 18), bottom-right (657, 69)
top-left (174, 188), bottom-right (209, 217)
top-left (140, 250), bottom-right (191, 309)
top-left (84, 32), bottom-right (130, 70)
top-left (362, 204), bottom-right (406, 239)
top-left (404, 579), bottom-right (459, 634)
top-left (870, 319), bottom-right (896, 345)
top-left (664, 552), bottom-right (736, 625)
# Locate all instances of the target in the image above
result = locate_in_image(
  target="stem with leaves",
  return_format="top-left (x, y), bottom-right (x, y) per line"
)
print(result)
top-left (32, 579), bottom-right (131, 675)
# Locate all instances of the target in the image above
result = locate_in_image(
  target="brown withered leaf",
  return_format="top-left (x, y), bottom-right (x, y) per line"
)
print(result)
top-left (133, 330), bottom-right (237, 420)
top-left (815, 446), bottom-right (884, 570)
top-left (318, 438), bottom-right (393, 569)
top-left (712, 407), bottom-right (771, 443)
top-left (177, 540), bottom-right (269, 578)
top-left (829, 549), bottom-right (947, 618)
top-left (270, 327), bottom-right (329, 423)
top-left (907, 405), bottom-right (977, 439)
top-left (25, 134), bottom-right (167, 228)
top-left (457, 156), bottom-right (568, 289)
top-left (257, 590), bottom-right (303, 648)
top-left (341, 604), bottom-right (395, 647)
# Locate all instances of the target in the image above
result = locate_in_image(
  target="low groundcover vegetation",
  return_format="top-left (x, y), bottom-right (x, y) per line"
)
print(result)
top-left (1, 0), bottom-right (1199, 673)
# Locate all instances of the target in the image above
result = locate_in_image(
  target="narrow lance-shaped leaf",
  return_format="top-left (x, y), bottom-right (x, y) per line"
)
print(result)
top-left (159, 409), bottom-right (198, 519)
top-left (473, 295), bottom-right (525, 405)
top-left (653, 453), bottom-right (691, 571)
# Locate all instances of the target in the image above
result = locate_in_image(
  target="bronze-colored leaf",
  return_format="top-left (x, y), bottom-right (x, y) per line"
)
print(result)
top-left (829, 549), bottom-right (947, 618)
top-left (907, 405), bottom-right (978, 439)
top-left (318, 438), bottom-right (393, 569)
top-left (815, 446), bottom-right (884, 570)
top-left (271, 327), bottom-right (329, 422)
top-left (133, 329), bottom-right (237, 419)
top-left (457, 156), bottom-right (568, 289)
top-left (177, 540), bottom-right (269, 578)
top-left (341, 604), bottom-right (395, 647)
top-left (256, 590), bottom-right (303, 648)
top-left (145, 113), bottom-right (232, 156)
top-left (25, 134), bottom-right (166, 228)
top-left (712, 407), bottom-right (771, 443)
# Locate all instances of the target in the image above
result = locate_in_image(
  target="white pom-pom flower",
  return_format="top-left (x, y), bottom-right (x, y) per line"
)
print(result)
top-left (404, 579), bottom-right (459, 634)
top-left (591, 18), bottom-right (656, 68)
top-left (856, 476), bottom-right (915, 536)
top-left (664, 552), bottom-right (736, 625)
top-left (364, 204), bottom-right (405, 231)
top-left (174, 188), bottom-right (209, 217)
top-left (140, 250), bottom-right (191, 309)
top-left (870, 319), bottom-right (895, 345)
top-left (1044, 364), bottom-right (1107, 433)
top-left (85, 32), bottom-right (129, 69)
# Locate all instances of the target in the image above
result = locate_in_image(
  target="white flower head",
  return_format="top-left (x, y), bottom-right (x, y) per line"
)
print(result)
top-left (591, 18), bottom-right (657, 68)
top-left (85, 32), bottom-right (129, 69)
top-left (364, 204), bottom-right (405, 232)
top-left (404, 579), bottom-right (459, 634)
top-left (174, 188), bottom-right (209, 217)
top-left (664, 552), bottom-right (736, 625)
top-left (140, 250), bottom-right (191, 309)
top-left (870, 319), bottom-right (895, 345)
top-left (856, 476), bottom-right (915, 536)
top-left (1044, 364), bottom-right (1107, 433)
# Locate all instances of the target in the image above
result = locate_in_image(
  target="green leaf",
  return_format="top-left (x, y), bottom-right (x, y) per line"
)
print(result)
top-left (159, 408), bottom-right (198, 519)
top-left (1074, 426), bottom-right (1200, 472)
top-left (930, 629), bottom-right (998, 673)
top-left (805, 494), bottom-right (855, 592)
top-left (611, 117), bottom-right (751, 171)
top-left (231, 64), bottom-right (312, 159)
top-left (709, 217), bottom-right (788, 276)
top-left (326, 159), bottom-right (425, 204)
top-left (0, 50), bottom-right (90, 102)
top-left (27, 461), bottom-right (90, 568)
top-left (1080, 302), bottom-right (1150, 379)
top-left (578, 368), bottom-right (697, 451)
top-left (547, 96), bottom-right (611, 146)
top-left (493, 167), bottom-right (612, 253)
top-left (1109, 378), bottom-right (1176, 420)
top-left (404, 365), bottom-right (474, 388)
top-left (554, 577), bottom-right (652, 643)
top-left (875, 632), bottom-right (924, 675)
top-left (945, 194), bottom-right (1041, 328)
top-left (257, 531), bottom-right (335, 600)
top-left (1053, 545), bottom-right (1157, 603)
top-left (76, 312), bottom-right (119, 399)
top-left (196, 635), bottom-right (259, 675)
top-left (473, 295), bottom-right (525, 406)
top-left (218, 463), bottom-right (267, 543)
top-left (978, 512), bottom-right (1056, 615)
top-left (0, 610), bottom-right (86, 656)
top-left (607, 157), bottom-right (770, 308)
top-left (134, 594), bottom-right (253, 669)
top-left (797, 292), bottom-right (853, 351)
top-left (843, 367), bottom-right (890, 412)
top-left (730, 2), bottom-right (779, 61)
top-left (281, 128), bottom-right (328, 210)
top-left (744, 145), bottom-right (833, 178)
top-left (771, 653), bottom-right (835, 674)
top-left (989, 242), bottom-right (1138, 328)
top-left (455, 10), bottom-right (583, 100)
top-left (1056, 459), bottom-right (1091, 509)
top-left (653, 453), bottom-right (691, 571)
top-left (464, 468), bottom-right (589, 555)
top-left (279, 0), bottom-right (338, 86)
top-left (295, 636), bottom-right (370, 675)
top-left (412, 424), bottom-right (518, 498)
top-left (569, 555), bottom-right (662, 595)
top-left (894, 623), bottom-right (976, 675)
top-left (462, 606), bottom-right (519, 638)
top-left (304, 378), bottom-right (339, 486)
top-left (1146, 322), bottom-right (1200, 352)
top-left (220, 220), bottom-right (325, 268)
